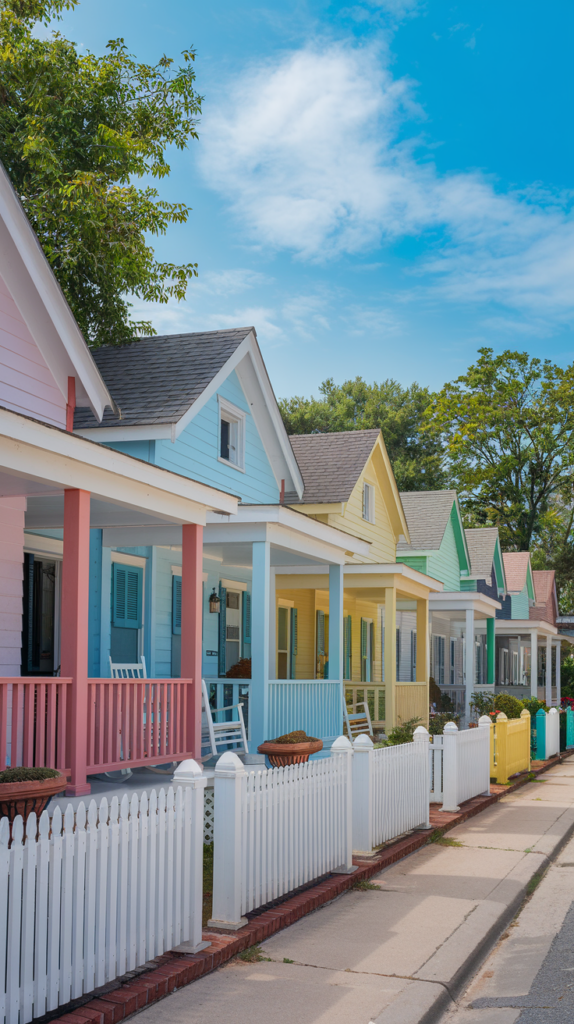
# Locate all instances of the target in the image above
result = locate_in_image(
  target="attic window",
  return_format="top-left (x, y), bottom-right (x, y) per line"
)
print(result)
top-left (218, 397), bottom-right (246, 471)
top-left (362, 482), bottom-right (375, 524)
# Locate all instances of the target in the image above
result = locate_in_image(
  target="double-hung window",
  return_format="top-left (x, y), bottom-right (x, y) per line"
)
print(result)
top-left (362, 482), bottom-right (375, 523)
top-left (218, 397), bottom-right (246, 471)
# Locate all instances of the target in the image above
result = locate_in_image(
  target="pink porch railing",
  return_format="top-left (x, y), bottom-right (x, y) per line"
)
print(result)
top-left (0, 677), bottom-right (194, 777)
top-left (0, 678), bottom-right (72, 772)
top-left (86, 679), bottom-right (194, 772)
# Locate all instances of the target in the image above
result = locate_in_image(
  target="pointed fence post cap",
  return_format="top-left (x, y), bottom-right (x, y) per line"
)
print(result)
top-left (444, 721), bottom-right (459, 733)
top-left (536, 708), bottom-right (546, 718)
top-left (331, 735), bottom-right (353, 753)
top-left (353, 733), bottom-right (374, 751)
top-left (496, 712), bottom-right (508, 721)
top-left (172, 758), bottom-right (205, 787)
top-left (549, 707), bottom-right (559, 716)
top-left (215, 751), bottom-right (246, 776)
top-left (478, 715), bottom-right (492, 727)
top-left (520, 708), bottom-right (531, 718)
top-left (413, 725), bottom-right (429, 739)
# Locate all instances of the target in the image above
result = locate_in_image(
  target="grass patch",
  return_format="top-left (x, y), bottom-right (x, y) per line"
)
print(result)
top-left (527, 773), bottom-right (544, 782)
top-left (527, 872), bottom-right (543, 896)
top-left (283, 957), bottom-right (294, 963)
top-left (237, 945), bottom-right (272, 963)
top-left (352, 879), bottom-right (382, 891)
top-left (430, 829), bottom-right (463, 847)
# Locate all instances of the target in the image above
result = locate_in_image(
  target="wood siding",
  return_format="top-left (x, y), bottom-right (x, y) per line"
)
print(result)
top-left (511, 588), bottom-right (530, 619)
top-left (425, 517), bottom-right (462, 592)
top-left (0, 273), bottom-right (66, 428)
top-left (0, 496), bottom-right (25, 676)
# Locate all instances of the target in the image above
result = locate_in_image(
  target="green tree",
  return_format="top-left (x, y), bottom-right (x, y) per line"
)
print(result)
top-left (280, 377), bottom-right (445, 491)
top-left (425, 348), bottom-right (574, 550)
top-left (0, 0), bottom-right (201, 345)
top-left (530, 496), bottom-right (574, 613)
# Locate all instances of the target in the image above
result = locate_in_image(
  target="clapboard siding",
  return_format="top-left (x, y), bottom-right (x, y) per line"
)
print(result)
top-left (154, 372), bottom-right (279, 503)
top-left (425, 517), bottom-right (462, 592)
top-left (0, 272), bottom-right (66, 427)
top-left (511, 588), bottom-right (530, 619)
top-left (0, 497), bottom-right (25, 676)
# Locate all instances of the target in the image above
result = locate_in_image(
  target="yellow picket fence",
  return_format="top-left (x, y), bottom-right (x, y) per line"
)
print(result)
top-left (489, 709), bottom-right (531, 784)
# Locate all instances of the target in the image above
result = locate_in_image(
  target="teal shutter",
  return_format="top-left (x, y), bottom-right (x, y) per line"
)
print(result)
top-left (370, 622), bottom-right (375, 675)
top-left (112, 563), bottom-right (143, 629)
top-left (172, 575), bottom-right (182, 635)
top-left (242, 591), bottom-right (251, 655)
top-left (316, 610), bottom-right (325, 657)
top-left (290, 608), bottom-right (298, 678)
top-left (343, 615), bottom-right (352, 680)
top-left (218, 584), bottom-right (227, 677)
top-left (360, 618), bottom-right (367, 682)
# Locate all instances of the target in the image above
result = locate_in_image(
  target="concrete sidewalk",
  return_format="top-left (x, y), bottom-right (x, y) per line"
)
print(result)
top-left (132, 758), bottom-right (574, 1024)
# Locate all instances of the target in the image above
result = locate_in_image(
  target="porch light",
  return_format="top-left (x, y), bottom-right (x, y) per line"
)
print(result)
top-left (209, 588), bottom-right (221, 613)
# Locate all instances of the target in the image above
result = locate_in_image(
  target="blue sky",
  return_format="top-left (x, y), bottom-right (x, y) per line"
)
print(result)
top-left (51, 0), bottom-right (574, 399)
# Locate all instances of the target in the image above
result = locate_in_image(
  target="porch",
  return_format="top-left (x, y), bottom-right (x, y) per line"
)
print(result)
top-left (430, 591), bottom-right (501, 723)
top-left (493, 620), bottom-right (565, 706)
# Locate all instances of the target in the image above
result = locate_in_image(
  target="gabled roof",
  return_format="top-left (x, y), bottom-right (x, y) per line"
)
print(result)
top-left (73, 327), bottom-right (304, 499)
top-left (288, 430), bottom-right (381, 503)
top-left (464, 526), bottom-right (506, 584)
top-left (397, 489), bottom-right (471, 574)
top-left (288, 428), bottom-right (409, 540)
top-left (0, 162), bottom-right (113, 420)
top-left (502, 552), bottom-right (535, 599)
top-left (530, 569), bottom-right (558, 626)
top-left (73, 329), bottom-right (251, 428)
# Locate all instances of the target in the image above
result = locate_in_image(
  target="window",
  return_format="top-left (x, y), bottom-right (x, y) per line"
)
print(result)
top-left (362, 482), bottom-right (375, 523)
top-left (218, 397), bottom-right (245, 470)
top-left (450, 638), bottom-right (456, 684)
top-left (432, 635), bottom-right (445, 686)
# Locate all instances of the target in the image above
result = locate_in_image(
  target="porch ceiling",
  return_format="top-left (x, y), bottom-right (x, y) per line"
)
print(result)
top-left (26, 494), bottom-right (183, 530)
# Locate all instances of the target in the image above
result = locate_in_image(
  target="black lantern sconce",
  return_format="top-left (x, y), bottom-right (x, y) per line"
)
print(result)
top-left (209, 588), bottom-right (221, 614)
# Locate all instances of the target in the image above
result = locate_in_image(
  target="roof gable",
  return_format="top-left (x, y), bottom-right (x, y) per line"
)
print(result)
top-left (502, 552), bottom-right (535, 598)
top-left (0, 162), bottom-right (112, 422)
top-left (530, 569), bottom-right (558, 625)
top-left (397, 490), bottom-right (470, 573)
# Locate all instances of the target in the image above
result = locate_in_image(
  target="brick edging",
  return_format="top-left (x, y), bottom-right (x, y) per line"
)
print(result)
top-left (49, 752), bottom-right (571, 1024)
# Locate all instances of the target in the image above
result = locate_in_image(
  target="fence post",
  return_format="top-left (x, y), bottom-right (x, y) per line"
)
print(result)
top-left (352, 734), bottom-right (374, 855)
top-left (413, 726), bottom-right (431, 828)
top-left (330, 735), bottom-right (355, 872)
top-left (441, 721), bottom-right (460, 813)
top-left (520, 709), bottom-right (531, 773)
top-left (535, 708), bottom-right (546, 761)
top-left (567, 706), bottom-right (574, 748)
top-left (495, 712), bottom-right (509, 783)
top-left (171, 759), bottom-right (208, 952)
top-left (208, 751), bottom-right (247, 930)
top-left (548, 707), bottom-right (559, 758)
top-left (478, 717), bottom-right (492, 795)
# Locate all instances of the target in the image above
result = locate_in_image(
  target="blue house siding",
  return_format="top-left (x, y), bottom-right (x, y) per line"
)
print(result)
top-left (154, 372), bottom-right (279, 503)
top-left (511, 589), bottom-right (530, 619)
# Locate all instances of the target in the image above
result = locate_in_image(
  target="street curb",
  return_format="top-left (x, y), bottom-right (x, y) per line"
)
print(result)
top-left (45, 752), bottom-right (572, 1024)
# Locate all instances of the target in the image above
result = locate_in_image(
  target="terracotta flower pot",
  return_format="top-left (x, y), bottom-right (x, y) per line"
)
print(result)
top-left (0, 773), bottom-right (67, 823)
top-left (257, 739), bottom-right (323, 767)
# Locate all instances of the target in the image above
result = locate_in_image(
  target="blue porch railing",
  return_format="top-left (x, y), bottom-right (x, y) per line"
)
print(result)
top-left (268, 679), bottom-right (342, 741)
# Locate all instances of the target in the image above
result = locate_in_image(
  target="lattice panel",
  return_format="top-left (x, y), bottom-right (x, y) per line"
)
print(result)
top-left (204, 786), bottom-right (215, 843)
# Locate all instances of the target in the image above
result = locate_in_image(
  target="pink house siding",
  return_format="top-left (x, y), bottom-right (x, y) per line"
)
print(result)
top-left (0, 272), bottom-right (67, 428)
top-left (0, 496), bottom-right (25, 676)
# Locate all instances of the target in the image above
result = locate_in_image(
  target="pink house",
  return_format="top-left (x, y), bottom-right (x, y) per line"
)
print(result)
top-left (0, 163), bottom-right (238, 793)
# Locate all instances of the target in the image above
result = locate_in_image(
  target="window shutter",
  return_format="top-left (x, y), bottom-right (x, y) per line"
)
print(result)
top-left (343, 615), bottom-right (351, 679)
top-left (396, 628), bottom-right (401, 676)
top-left (316, 610), bottom-right (325, 657)
top-left (218, 583), bottom-right (227, 677)
top-left (290, 608), bottom-right (298, 678)
top-left (172, 575), bottom-right (182, 635)
top-left (360, 618), bottom-right (368, 658)
top-left (112, 563), bottom-right (143, 629)
top-left (242, 590), bottom-right (251, 655)
top-left (411, 630), bottom-right (417, 680)
top-left (370, 621), bottom-right (375, 670)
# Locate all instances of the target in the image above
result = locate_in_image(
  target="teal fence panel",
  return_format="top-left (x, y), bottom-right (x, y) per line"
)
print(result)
top-left (567, 706), bottom-right (574, 749)
top-left (534, 708), bottom-right (546, 760)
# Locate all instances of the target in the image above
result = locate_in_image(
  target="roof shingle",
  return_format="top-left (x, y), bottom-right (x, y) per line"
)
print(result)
top-left (502, 551), bottom-right (531, 593)
top-left (288, 430), bottom-right (380, 504)
top-left (530, 569), bottom-right (557, 626)
top-left (73, 328), bottom-right (253, 429)
top-left (396, 490), bottom-right (458, 552)
top-left (464, 527), bottom-right (499, 579)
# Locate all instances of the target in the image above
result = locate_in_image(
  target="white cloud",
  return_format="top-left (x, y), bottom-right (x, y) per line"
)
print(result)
top-left (194, 268), bottom-right (270, 295)
top-left (199, 43), bottom-right (574, 325)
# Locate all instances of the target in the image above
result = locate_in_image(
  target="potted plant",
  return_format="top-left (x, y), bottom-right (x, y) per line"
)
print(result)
top-left (0, 767), bottom-right (67, 823)
top-left (258, 730), bottom-right (323, 766)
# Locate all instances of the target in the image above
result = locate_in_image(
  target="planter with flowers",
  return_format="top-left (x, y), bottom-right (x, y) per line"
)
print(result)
top-left (0, 767), bottom-right (66, 823)
top-left (258, 731), bottom-right (323, 767)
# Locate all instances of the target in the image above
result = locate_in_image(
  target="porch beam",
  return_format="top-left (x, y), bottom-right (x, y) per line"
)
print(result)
top-left (61, 488), bottom-right (91, 796)
top-left (181, 524), bottom-right (203, 757)
top-left (251, 540), bottom-right (271, 751)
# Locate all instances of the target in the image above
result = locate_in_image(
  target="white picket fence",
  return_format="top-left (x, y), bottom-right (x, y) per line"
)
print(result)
top-left (0, 761), bottom-right (205, 1024)
top-left (546, 707), bottom-right (560, 758)
top-left (429, 721), bottom-right (490, 812)
top-left (209, 738), bottom-right (354, 928)
top-left (352, 731), bottom-right (430, 855)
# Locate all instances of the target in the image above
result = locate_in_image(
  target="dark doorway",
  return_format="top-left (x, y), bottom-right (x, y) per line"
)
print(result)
top-left (21, 553), bottom-right (58, 675)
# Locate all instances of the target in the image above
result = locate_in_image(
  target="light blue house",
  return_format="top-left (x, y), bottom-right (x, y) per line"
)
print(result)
top-left (70, 328), bottom-right (366, 753)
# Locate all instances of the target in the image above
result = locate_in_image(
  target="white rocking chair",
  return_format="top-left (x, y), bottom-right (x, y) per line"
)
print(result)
top-left (343, 699), bottom-right (374, 742)
top-left (109, 655), bottom-right (147, 678)
top-left (202, 679), bottom-right (248, 758)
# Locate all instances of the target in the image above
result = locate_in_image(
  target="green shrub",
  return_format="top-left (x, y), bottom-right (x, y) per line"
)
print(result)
top-left (271, 731), bottom-right (319, 744)
top-left (521, 697), bottom-right (547, 716)
top-left (494, 693), bottom-right (524, 719)
top-left (378, 717), bottom-right (421, 746)
top-left (429, 713), bottom-right (460, 735)
top-left (0, 766), bottom-right (60, 783)
top-left (438, 691), bottom-right (456, 713)
top-left (469, 692), bottom-right (496, 718)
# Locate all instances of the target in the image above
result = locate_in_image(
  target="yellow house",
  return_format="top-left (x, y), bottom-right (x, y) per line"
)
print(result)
top-left (275, 429), bottom-right (443, 732)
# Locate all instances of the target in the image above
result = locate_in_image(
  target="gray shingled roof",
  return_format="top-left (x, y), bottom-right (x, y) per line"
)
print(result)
top-left (73, 328), bottom-right (253, 429)
top-left (396, 490), bottom-right (457, 552)
top-left (465, 527), bottom-right (499, 579)
top-left (288, 430), bottom-right (380, 504)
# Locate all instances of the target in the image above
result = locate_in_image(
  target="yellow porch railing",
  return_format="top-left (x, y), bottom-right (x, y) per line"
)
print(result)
top-left (490, 709), bottom-right (531, 784)
top-left (345, 684), bottom-right (385, 729)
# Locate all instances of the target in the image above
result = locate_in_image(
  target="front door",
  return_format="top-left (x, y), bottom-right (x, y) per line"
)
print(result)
top-left (21, 553), bottom-right (59, 674)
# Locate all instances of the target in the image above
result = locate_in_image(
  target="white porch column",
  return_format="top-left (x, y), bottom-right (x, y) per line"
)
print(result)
top-left (465, 607), bottom-right (475, 723)
top-left (546, 634), bottom-right (552, 706)
top-left (530, 630), bottom-right (538, 698)
top-left (556, 641), bottom-right (561, 706)
top-left (251, 540), bottom-right (271, 751)
top-left (329, 564), bottom-right (344, 738)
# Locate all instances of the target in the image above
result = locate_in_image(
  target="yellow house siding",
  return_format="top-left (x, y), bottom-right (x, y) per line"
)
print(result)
top-left (275, 587), bottom-right (321, 679)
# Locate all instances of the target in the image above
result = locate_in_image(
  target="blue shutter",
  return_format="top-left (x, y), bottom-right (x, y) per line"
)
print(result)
top-left (290, 607), bottom-right (298, 679)
top-left (112, 563), bottom-right (143, 629)
top-left (172, 575), bottom-right (182, 635)
top-left (218, 583), bottom-right (227, 677)
top-left (242, 590), bottom-right (251, 655)
top-left (316, 610), bottom-right (325, 657)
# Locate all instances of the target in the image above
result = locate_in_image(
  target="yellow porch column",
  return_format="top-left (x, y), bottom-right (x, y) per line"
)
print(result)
top-left (416, 597), bottom-right (429, 683)
top-left (384, 586), bottom-right (396, 730)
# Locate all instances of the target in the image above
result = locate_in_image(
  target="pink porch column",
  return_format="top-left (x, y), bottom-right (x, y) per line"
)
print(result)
top-left (61, 488), bottom-right (91, 795)
top-left (181, 523), bottom-right (203, 758)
